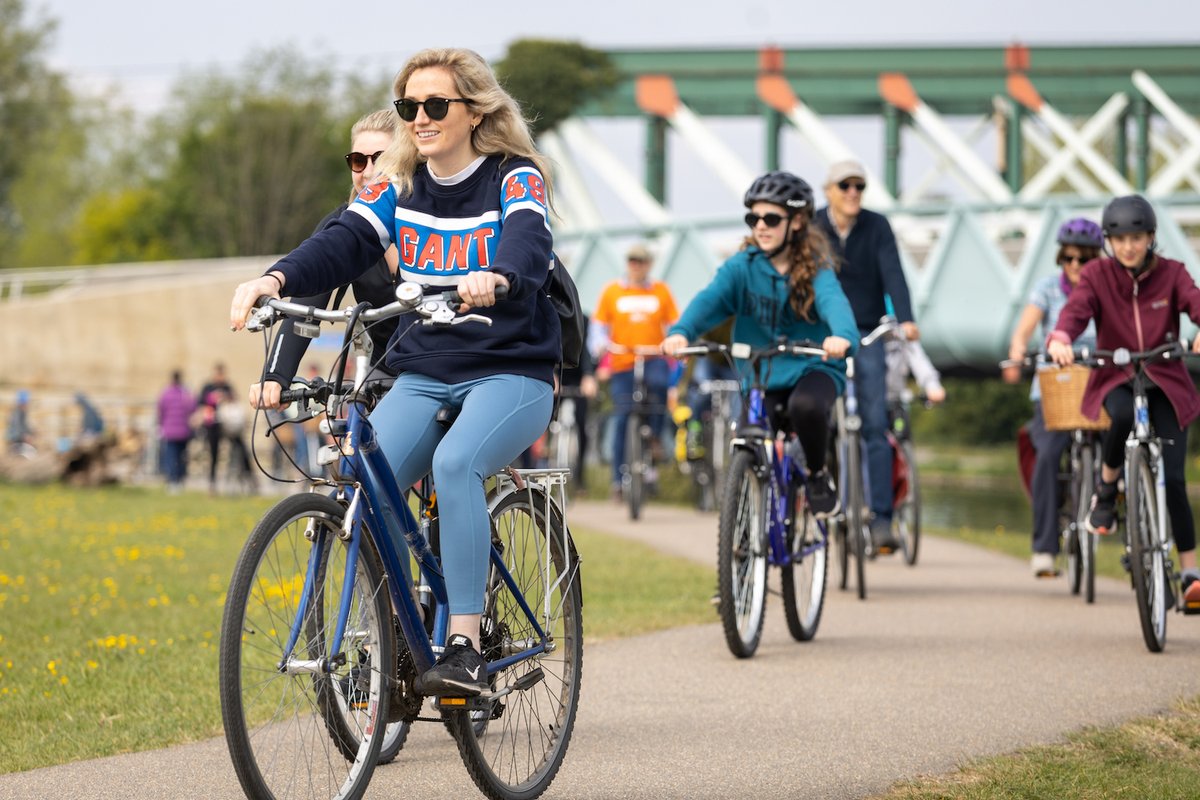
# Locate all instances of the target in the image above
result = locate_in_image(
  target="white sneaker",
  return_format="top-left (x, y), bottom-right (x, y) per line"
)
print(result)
top-left (1031, 552), bottom-right (1057, 577)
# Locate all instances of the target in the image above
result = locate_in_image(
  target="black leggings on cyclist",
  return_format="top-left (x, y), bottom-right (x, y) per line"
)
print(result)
top-left (765, 371), bottom-right (837, 473)
top-left (1101, 383), bottom-right (1195, 552)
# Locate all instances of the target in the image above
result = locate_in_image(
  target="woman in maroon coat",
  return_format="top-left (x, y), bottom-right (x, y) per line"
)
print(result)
top-left (1047, 195), bottom-right (1200, 609)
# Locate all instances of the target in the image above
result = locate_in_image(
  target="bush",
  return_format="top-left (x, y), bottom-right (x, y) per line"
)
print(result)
top-left (911, 377), bottom-right (1032, 445)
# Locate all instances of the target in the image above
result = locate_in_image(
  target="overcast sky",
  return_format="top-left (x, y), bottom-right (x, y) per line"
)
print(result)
top-left (28, 1), bottom-right (1200, 223)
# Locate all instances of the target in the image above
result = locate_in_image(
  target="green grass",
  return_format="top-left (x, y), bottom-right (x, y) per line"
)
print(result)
top-left (873, 695), bottom-right (1200, 800)
top-left (0, 482), bottom-right (712, 773)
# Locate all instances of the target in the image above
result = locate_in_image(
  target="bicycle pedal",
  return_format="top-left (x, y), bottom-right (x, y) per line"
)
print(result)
top-left (435, 694), bottom-right (494, 711)
top-left (1034, 569), bottom-right (1061, 579)
top-left (1183, 601), bottom-right (1200, 615)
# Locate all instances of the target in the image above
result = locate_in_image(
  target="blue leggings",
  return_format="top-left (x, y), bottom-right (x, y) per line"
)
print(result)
top-left (371, 372), bottom-right (554, 614)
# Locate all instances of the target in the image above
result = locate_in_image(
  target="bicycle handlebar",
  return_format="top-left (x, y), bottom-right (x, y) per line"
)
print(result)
top-left (1075, 340), bottom-right (1191, 369)
top-left (676, 339), bottom-right (827, 361)
top-left (606, 344), bottom-right (667, 356)
top-left (860, 316), bottom-right (904, 347)
top-left (1002, 340), bottom-right (1193, 372)
top-left (246, 281), bottom-right (508, 332)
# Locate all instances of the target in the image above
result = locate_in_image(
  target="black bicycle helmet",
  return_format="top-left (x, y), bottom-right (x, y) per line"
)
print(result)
top-left (1101, 195), bottom-right (1157, 236)
top-left (743, 171), bottom-right (813, 213)
top-left (1056, 217), bottom-right (1103, 248)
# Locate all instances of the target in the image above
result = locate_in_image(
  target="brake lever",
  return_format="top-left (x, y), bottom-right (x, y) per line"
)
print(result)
top-left (246, 306), bottom-right (276, 332)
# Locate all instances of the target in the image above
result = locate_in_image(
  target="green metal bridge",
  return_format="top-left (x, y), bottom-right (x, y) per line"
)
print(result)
top-left (545, 43), bottom-right (1200, 370)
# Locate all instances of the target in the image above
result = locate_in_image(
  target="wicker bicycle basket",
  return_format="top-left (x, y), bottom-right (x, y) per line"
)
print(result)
top-left (1038, 365), bottom-right (1111, 431)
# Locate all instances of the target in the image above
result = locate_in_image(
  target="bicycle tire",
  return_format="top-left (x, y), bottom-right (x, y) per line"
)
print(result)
top-left (445, 487), bottom-right (583, 800)
top-left (1065, 444), bottom-right (1084, 594)
top-left (846, 432), bottom-right (867, 600)
top-left (1076, 443), bottom-right (1098, 602)
top-left (896, 439), bottom-right (921, 567)
top-left (782, 489), bottom-right (828, 641)
top-left (717, 448), bottom-right (768, 657)
top-left (1126, 446), bottom-right (1168, 652)
top-left (624, 413), bottom-right (644, 521)
top-left (219, 493), bottom-right (393, 800)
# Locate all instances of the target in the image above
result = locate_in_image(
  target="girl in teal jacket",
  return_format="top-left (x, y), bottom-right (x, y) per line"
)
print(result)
top-left (662, 172), bottom-right (857, 516)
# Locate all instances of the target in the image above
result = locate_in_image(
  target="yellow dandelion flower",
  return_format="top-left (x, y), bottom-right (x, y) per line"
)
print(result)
top-left (46, 660), bottom-right (57, 674)
top-left (59, 676), bottom-right (68, 686)
top-left (86, 660), bottom-right (98, 669)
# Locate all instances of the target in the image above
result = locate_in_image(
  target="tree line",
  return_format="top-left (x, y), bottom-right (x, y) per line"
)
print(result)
top-left (0, 0), bottom-right (616, 269)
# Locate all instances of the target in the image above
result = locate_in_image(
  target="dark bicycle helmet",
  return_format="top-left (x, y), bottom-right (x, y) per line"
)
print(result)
top-left (1101, 195), bottom-right (1157, 236)
top-left (743, 171), bottom-right (813, 213)
top-left (1056, 217), bottom-right (1103, 248)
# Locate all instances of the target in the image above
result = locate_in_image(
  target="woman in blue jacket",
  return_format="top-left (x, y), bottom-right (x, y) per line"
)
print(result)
top-left (661, 171), bottom-right (857, 517)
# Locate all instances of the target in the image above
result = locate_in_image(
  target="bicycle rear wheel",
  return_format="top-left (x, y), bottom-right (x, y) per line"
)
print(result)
top-left (219, 493), bottom-right (393, 800)
top-left (895, 440), bottom-right (921, 567)
top-left (624, 413), bottom-right (644, 521)
top-left (782, 490), bottom-right (828, 641)
top-left (445, 487), bottom-right (583, 800)
top-left (717, 448), bottom-right (768, 657)
top-left (1126, 447), bottom-right (1168, 652)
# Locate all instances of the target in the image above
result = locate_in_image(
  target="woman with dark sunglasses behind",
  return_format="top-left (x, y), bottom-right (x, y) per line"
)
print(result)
top-left (1003, 217), bottom-right (1102, 577)
top-left (230, 48), bottom-right (559, 698)
top-left (249, 108), bottom-right (401, 411)
top-left (661, 171), bottom-right (858, 518)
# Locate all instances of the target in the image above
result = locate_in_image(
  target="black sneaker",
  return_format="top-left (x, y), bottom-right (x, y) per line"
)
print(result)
top-left (337, 665), bottom-right (370, 709)
top-left (870, 518), bottom-right (899, 554)
top-left (1183, 571), bottom-right (1200, 614)
top-left (805, 468), bottom-right (840, 518)
top-left (414, 634), bottom-right (488, 697)
top-left (1086, 481), bottom-right (1118, 535)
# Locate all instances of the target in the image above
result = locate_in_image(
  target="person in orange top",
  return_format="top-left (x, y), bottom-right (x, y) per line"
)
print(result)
top-left (591, 243), bottom-right (680, 499)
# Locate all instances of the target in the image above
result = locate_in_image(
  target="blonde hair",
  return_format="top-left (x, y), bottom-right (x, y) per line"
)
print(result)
top-left (347, 108), bottom-right (399, 203)
top-left (376, 48), bottom-right (553, 204)
top-left (741, 210), bottom-right (836, 322)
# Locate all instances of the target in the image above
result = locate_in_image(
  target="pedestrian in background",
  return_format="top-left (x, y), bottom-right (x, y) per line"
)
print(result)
top-left (157, 370), bottom-right (196, 494)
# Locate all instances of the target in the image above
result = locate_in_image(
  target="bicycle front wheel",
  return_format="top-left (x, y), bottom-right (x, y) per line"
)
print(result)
top-left (446, 487), bottom-right (583, 800)
top-left (782, 493), bottom-right (828, 641)
top-left (624, 413), bottom-right (645, 521)
top-left (895, 440), bottom-right (921, 567)
top-left (1127, 447), bottom-right (1168, 652)
top-left (846, 433), bottom-right (868, 600)
top-left (717, 448), bottom-right (769, 657)
top-left (1080, 442), bottom-right (1098, 604)
top-left (219, 493), bottom-right (393, 800)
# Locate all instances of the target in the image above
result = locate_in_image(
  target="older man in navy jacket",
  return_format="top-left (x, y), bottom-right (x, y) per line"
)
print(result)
top-left (816, 160), bottom-right (918, 554)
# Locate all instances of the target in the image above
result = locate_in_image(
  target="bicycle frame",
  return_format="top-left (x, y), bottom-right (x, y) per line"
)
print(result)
top-left (721, 346), bottom-right (831, 566)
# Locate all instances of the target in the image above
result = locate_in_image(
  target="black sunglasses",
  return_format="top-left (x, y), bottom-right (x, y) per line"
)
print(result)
top-left (837, 180), bottom-right (866, 192)
top-left (1058, 255), bottom-right (1086, 265)
top-left (393, 97), bottom-right (471, 122)
top-left (744, 212), bottom-right (787, 228)
top-left (344, 150), bottom-right (384, 173)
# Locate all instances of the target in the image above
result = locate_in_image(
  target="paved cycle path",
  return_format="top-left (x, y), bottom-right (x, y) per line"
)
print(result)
top-left (3, 500), bottom-right (1199, 799)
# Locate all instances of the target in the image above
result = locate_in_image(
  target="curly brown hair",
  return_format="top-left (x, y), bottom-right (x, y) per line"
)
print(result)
top-left (742, 213), bottom-right (836, 321)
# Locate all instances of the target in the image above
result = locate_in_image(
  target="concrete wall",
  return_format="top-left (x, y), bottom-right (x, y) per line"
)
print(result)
top-left (0, 263), bottom-right (277, 421)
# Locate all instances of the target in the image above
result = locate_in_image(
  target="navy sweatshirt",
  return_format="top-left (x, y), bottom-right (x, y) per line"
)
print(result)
top-left (815, 206), bottom-right (914, 329)
top-left (270, 155), bottom-right (559, 386)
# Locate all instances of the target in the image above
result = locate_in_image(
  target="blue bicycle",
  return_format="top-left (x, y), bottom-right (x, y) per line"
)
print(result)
top-left (218, 285), bottom-right (583, 800)
top-left (679, 340), bottom-right (832, 658)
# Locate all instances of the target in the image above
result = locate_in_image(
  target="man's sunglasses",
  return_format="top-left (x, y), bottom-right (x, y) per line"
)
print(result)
top-left (1058, 255), bottom-right (1086, 265)
top-left (344, 150), bottom-right (384, 173)
top-left (837, 180), bottom-right (866, 193)
top-left (393, 97), bottom-right (471, 122)
top-left (744, 212), bottom-right (787, 228)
